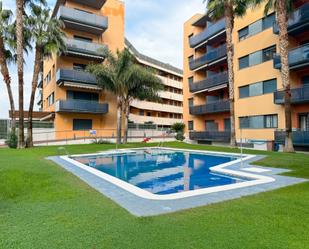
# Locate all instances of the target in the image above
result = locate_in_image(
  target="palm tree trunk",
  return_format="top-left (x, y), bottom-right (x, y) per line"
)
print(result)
top-left (16, 0), bottom-right (25, 148)
top-left (123, 99), bottom-right (130, 144)
top-left (0, 37), bottom-right (16, 134)
top-left (277, 0), bottom-right (294, 153)
top-left (225, 6), bottom-right (236, 147)
top-left (27, 47), bottom-right (42, 147)
top-left (116, 96), bottom-right (122, 145)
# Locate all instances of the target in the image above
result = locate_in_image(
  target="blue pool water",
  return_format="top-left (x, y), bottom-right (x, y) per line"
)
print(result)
top-left (72, 149), bottom-right (245, 195)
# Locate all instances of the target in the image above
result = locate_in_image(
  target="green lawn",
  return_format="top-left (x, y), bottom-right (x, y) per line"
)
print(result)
top-left (0, 142), bottom-right (308, 249)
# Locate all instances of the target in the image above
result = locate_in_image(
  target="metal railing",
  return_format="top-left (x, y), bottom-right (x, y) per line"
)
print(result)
top-left (273, 3), bottom-right (309, 34)
top-left (189, 44), bottom-right (227, 71)
top-left (71, 0), bottom-right (106, 9)
top-left (56, 69), bottom-right (98, 86)
top-left (55, 100), bottom-right (109, 114)
top-left (189, 100), bottom-right (230, 115)
top-left (275, 130), bottom-right (309, 146)
top-left (57, 6), bottom-right (108, 30)
top-left (189, 131), bottom-right (231, 142)
top-left (64, 38), bottom-right (107, 59)
top-left (273, 43), bottom-right (309, 70)
top-left (274, 85), bottom-right (309, 104)
top-left (190, 18), bottom-right (226, 48)
top-left (189, 71), bottom-right (228, 93)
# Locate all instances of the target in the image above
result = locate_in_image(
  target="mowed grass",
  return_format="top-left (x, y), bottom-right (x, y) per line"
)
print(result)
top-left (0, 142), bottom-right (308, 249)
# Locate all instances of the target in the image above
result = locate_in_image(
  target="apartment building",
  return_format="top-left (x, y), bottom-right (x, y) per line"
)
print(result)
top-left (184, 1), bottom-right (309, 150)
top-left (125, 39), bottom-right (183, 129)
top-left (37, 0), bottom-right (124, 140)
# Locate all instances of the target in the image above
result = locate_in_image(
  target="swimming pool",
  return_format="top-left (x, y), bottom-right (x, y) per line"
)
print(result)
top-left (72, 149), bottom-right (244, 195)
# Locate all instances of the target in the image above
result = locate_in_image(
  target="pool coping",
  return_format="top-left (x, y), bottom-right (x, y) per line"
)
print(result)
top-left (48, 147), bottom-right (307, 216)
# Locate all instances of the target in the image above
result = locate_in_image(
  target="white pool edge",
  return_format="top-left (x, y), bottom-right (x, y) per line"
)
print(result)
top-left (60, 147), bottom-right (275, 200)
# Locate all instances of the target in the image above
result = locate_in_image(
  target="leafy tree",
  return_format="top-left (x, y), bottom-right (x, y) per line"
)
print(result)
top-left (25, 3), bottom-right (66, 147)
top-left (251, 0), bottom-right (295, 152)
top-left (204, 0), bottom-right (250, 147)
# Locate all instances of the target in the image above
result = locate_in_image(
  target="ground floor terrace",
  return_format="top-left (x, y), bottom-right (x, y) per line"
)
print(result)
top-left (0, 142), bottom-right (308, 248)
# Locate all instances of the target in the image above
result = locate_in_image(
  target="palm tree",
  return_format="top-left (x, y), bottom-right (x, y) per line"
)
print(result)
top-left (251, 0), bottom-right (294, 152)
top-left (122, 65), bottom-right (163, 144)
top-left (87, 49), bottom-right (163, 144)
top-left (15, 0), bottom-right (46, 148)
top-left (26, 4), bottom-right (66, 147)
top-left (205, 0), bottom-right (249, 147)
top-left (0, 2), bottom-right (16, 134)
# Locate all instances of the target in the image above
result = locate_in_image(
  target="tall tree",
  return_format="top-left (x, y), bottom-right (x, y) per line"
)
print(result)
top-left (0, 2), bottom-right (16, 133)
top-left (87, 49), bottom-right (163, 144)
top-left (121, 65), bottom-right (163, 144)
top-left (26, 4), bottom-right (66, 147)
top-left (205, 0), bottom-right (249, 147)
top-left (15, 0), bottom-right (46, 148)
top-left (251, 0), bottom-right (294, 152)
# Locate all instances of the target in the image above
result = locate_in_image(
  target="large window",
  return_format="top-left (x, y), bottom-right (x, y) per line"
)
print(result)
top-left (239, 114), bottom-right (278, 129)
top-left (73, 119), bottom-right (92, 131)
top-left (67, 91), bottom-right (99, 102)
top-left (239, 45), bottom-right (276, 69)
top-left (47, 92), bottom-right (54, 106)
top-left (238, 13), bottom-right (275, 41)
top-left (239, 79), bottom-right (277, 98)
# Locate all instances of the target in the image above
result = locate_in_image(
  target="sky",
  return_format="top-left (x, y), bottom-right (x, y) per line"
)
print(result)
top-left (0, 0), bottom-right (205, 118)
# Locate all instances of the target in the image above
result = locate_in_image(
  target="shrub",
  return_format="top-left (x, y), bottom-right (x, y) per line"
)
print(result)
top-left (175, 132), bottom-right (185, 142)
top-left (92, 139), bottom-right (112, 144)
top-left (5, 132), bottom-right (18, 149)
top-left (171, 122), bottom-right (185, 133)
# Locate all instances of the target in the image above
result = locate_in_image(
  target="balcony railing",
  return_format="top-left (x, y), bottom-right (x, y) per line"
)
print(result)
top-left (189, 71), bottom-right (228, 93)
top-left (189, 44), bottom-right (227, 71)
top-left (57, 6), bottom-right (108, 35)
top-left (56, 69), bottom-right (98, 87)
top-left (274, 85), bottom-right (309, 104)
top-left (189, 131), bottom-right (231, 143)
top-left (273, 3), bottom-right (309, 35)
top-left (189, 100), bottom-right (230, 115)
top-left (275, 130), bottom-right (309, 146)
top-left (55, 100), bottom-right (108, 114)
top-left (273, 43), bottom-right (309, 70)
top-left (71, 0), bottom-right (106, 9)
top-left (189, 19), bottom-right (226, 48)
top-left (64, 38), bottom-right (107, 59)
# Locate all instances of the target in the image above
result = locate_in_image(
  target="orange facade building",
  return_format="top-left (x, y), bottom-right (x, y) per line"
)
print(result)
top-left (183, 1), bottom-right (309, 150)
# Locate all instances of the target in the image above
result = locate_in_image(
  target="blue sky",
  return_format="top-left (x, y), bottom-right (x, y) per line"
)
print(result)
top-left (0, 0), bottom-right (205, 118)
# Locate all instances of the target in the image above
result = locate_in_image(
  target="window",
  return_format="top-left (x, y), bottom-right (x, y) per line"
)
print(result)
top-left (67, 91), bottom-right (99, 102)
top-left (224, 119), bottom-right (231, 131)
top-left (188, 98), bottom-right (194, 107)
top-left (47, 92), bottom-right (54, 106)
top-left (239, 45), bottom-right (276, 69)
top-left (73, 35), bottom-right (92, 43)
top-left (239, 114), bottom-right (278, 129)
top-left (45, 70), bottom-right (52, 84)
top-left (73, 63), bottom-right (87, 71)
top-left (302, 75), bottom-right (309, 85)
top-left (188, 121), bottom-right (194, 131)
top-left (299, 114), bottom-right (309, 131)
top-left (238, 13), bottom-right (275, 41)
top-left (188, 77), bottom-right (194, 85)
top-left (188, 55), bottom-right (194, 62)
top-left (139, 110), bottom-right (144, 116)
top-left (239, 79), bottom-right (277, 98)
top-left (205, 120), bottom-right (218, 131)
top-left (73, 119), bottom-right (92, 131)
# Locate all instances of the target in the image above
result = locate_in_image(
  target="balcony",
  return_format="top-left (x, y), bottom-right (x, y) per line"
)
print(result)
top-left (64, 38), bottom-right (107, 60)
top-left (129, 114), bottom-right (182, 126)
top-left (274, 85), bottom-right (309, 104)
top-left (190, 19), bottom-right (226, 49)
top-left (273, 3), bottom-right (309, 35)
top-left (189, 131), bottom-right (231, 143)
top-left (189, 44), bottom-right (227, 71)
top-left (189, 100), bottom-right (230, 115)
top-left (56, 69), bottom-right (100, 89)
top-left (189, 72), bottom-right (228, 93)
top-left (273, 44), bottom-right (309, 70)
top-left (71, 0), bottom-right (106, 9)
top-left (57, 6), bottom-right (108, 35)
top-left (55, 100), bottom-right (108, 114)
top-left (275, 130), bottom-right (309, 147)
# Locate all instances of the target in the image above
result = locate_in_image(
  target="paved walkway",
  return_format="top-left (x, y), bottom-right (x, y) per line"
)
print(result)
top-left (49, 153), bottom-right (307, 217)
